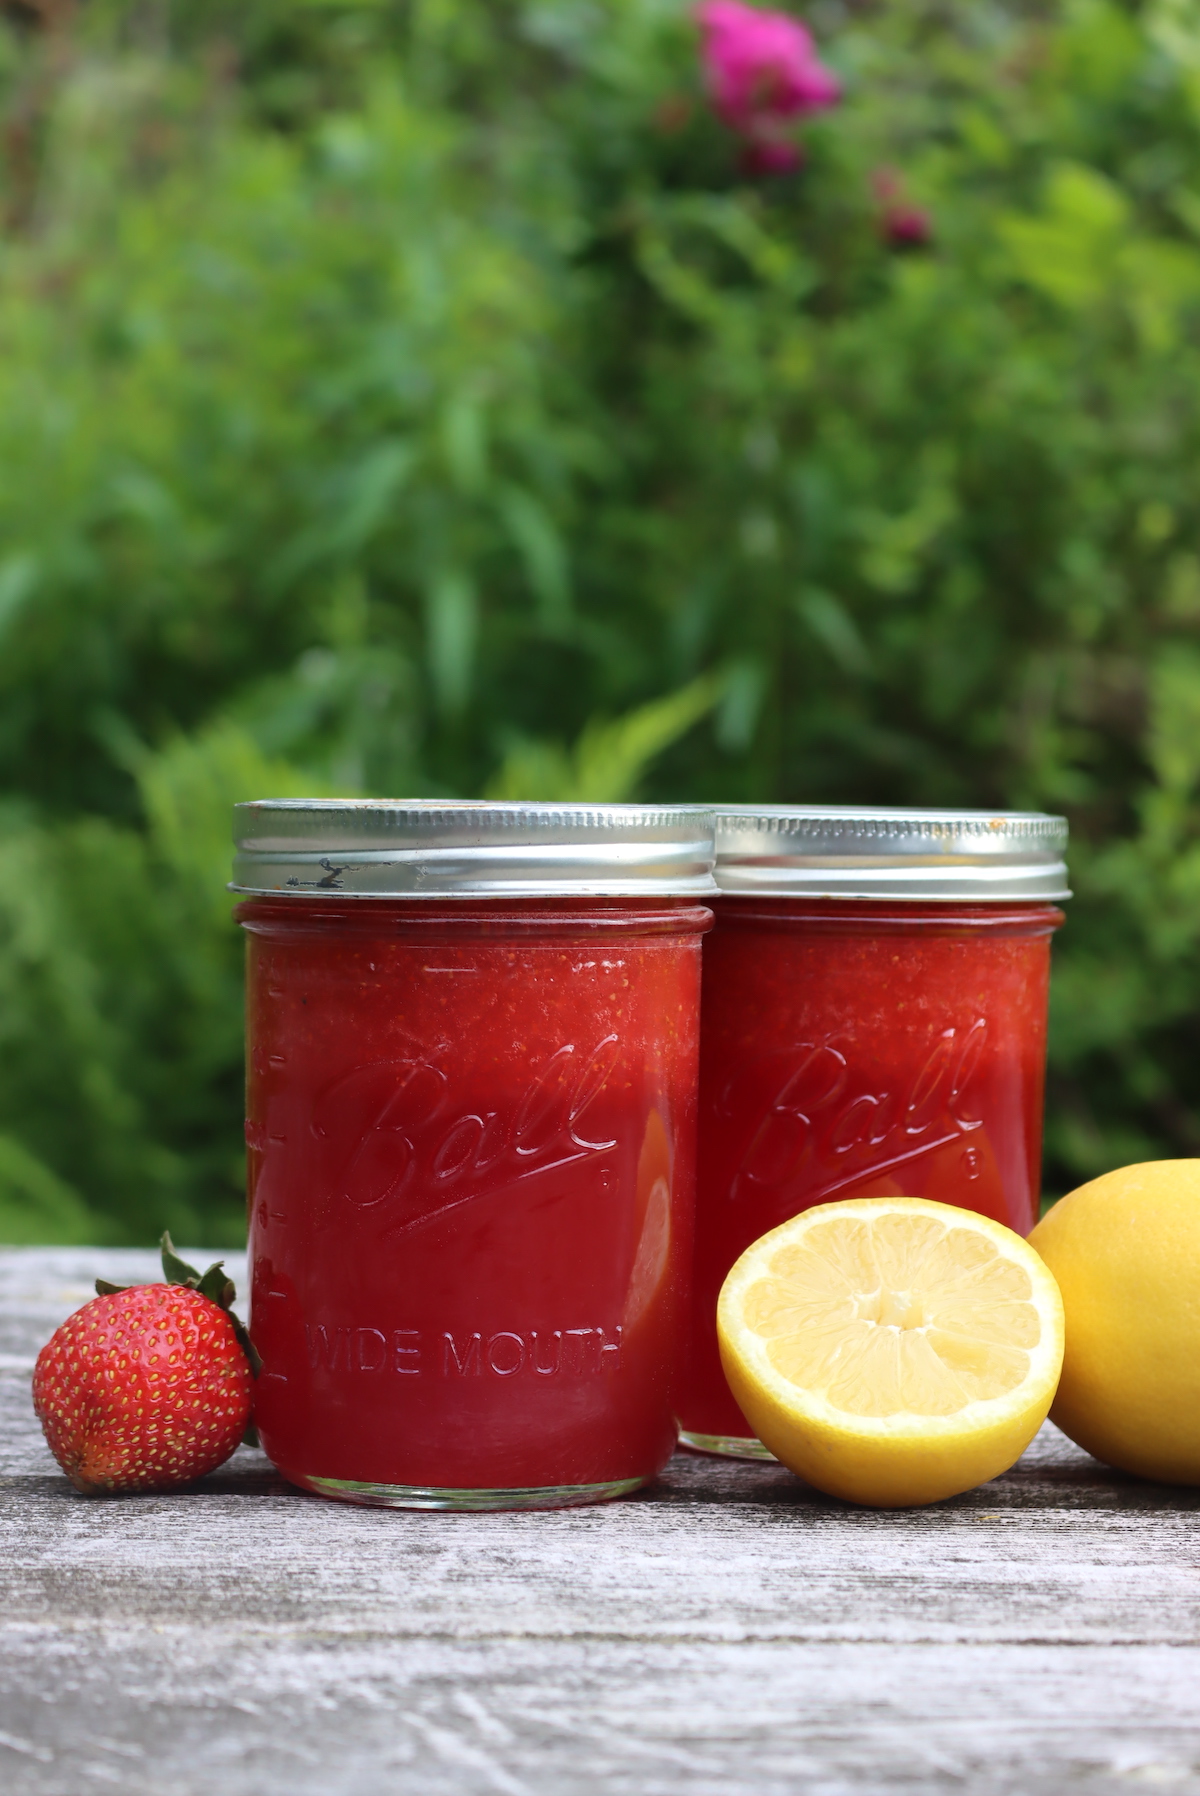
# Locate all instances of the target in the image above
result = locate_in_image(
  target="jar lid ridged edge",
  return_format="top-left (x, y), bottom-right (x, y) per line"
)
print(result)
top-left (710, 806), bottom-right (1070, 901)
top-left (230, 798), bottom-right (717, 898)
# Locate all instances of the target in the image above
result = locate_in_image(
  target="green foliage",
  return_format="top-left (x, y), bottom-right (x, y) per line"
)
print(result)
top-left (486, 675), bottom-right (721, 801)
top-left (2, 0), bottom-right (1200, 1238)
top-left (0, 726), bottom-right (330, 1243)
top-left (0, 1133), bottom-right (99, 1246)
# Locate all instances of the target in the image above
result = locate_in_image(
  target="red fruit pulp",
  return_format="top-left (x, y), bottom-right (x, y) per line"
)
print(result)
top-left (239, 898), bottom-right (710, 1495)
top-left (681, 898), bottom-right (1064, 1444)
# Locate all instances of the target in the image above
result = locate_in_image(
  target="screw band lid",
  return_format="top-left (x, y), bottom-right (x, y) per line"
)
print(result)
top-left (712, 807), bottom-right (1069, 901)
top-left (231, 799), bottom-right (717, 898)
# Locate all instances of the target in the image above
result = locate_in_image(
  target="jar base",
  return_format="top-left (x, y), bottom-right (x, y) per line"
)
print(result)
top-left (285, 1469), bottom-right (648, 1511)
top-left (677, 1429), bottom-right (777, 1462)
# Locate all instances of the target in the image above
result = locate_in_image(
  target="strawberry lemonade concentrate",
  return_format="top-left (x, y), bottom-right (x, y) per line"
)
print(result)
top-left (232, 802), bottom-right (715, 1509)
top-left (678, 808), bottom-right (1069, 1459)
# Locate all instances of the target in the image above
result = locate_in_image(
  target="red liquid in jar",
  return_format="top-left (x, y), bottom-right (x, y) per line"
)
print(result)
top-left (681, 898), bottom-right (1064, 1444)
top-left (239, 898), bottom-right (710, 1496)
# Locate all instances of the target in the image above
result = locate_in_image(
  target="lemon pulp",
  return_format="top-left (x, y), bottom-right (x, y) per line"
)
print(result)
top-left (718, 1197), bottom-right (1064, 1506)
top-left (749, 1210), bottom-right (1041, 1418)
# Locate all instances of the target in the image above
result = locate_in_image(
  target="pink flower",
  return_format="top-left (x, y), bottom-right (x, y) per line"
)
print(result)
top-left (882, 203), bottom-right (932, 247)
top-left (742, 137), bottom-right (808, 175)
top-left (696, 1), bottom-right (840, 172)
top-left (870, 169), bottom-right (932, 248)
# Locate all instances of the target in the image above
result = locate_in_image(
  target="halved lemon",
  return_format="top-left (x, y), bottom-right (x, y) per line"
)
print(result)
top-left (717, 1197), bottom-right (1064, 1507)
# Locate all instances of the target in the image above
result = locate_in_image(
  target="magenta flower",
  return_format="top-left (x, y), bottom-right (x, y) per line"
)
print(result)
top-left (870, 169), bottom-right (933, 248)
top-left (882, 203), bottom-right (933, 248)
top-left (696, 1), bottom-right (840, 173)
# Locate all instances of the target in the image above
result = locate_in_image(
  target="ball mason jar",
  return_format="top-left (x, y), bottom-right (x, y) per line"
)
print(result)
top-left (232, 801), bottom-right (715, 1510)
top-left (678, 807), bottom-right (1069, 1460)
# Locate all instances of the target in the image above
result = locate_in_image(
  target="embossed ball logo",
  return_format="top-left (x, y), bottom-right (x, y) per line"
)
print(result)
top-left (309, 1035), bottom-right (622, 1227)
top-left (725, 1020), bottom-right (989, 1205)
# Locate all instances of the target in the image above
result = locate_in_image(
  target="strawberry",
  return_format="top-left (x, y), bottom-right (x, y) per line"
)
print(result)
top-left (32, 1233), bottom-right (258, 1496)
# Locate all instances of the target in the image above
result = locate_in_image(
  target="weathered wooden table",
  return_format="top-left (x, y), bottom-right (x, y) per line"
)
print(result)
top-left (3, 1248), bottom-right (1200, 1795)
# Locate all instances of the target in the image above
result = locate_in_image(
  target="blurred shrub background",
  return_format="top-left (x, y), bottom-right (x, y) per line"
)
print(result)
top-left (1, 0), bottom-right (1198, 1243)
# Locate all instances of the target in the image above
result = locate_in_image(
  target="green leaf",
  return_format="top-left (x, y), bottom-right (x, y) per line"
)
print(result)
top-left (0, 555), bottom-right (37, 645)
top-left (497, 487), bottom-right (570, 623)
top-left (228, 1311), bottom-right (263, 1378)
top-left (425, 566), bottom-right (479, 717)
top-left (160, 1230), bottom-right (202, 1288)
top-left (486, 676), bottom-right (719, 803)
top-left (796, 592), bottom-right (870, 677)
top-left (715, 657), bottom-right (766, 752)
top-left (999, 163), bottom-right (1129, 307)
top-left (195, 1262), bottom-right (236, 1308)
top-left (0, 1135), bottom-right (103, 1246)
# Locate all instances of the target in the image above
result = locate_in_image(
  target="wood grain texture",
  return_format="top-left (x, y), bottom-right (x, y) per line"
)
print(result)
top-left (2, 1248), bottom-right (1200, 1794)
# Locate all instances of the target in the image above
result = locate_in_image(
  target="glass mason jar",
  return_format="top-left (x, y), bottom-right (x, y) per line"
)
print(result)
top-left (232, 801), bottom-right (715, 1510)
top-left (678, 807), bottom-right (1069, 1460)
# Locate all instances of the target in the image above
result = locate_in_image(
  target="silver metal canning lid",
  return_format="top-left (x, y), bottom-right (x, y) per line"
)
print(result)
top-left (712, 807), bottom-right (1070, 901)
top-left (231, 799), bottom-right (717, 898)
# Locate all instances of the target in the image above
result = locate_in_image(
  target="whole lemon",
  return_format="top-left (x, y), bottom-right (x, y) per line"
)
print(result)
top-left (1029, 1160), bottom-right (1200, 1482)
